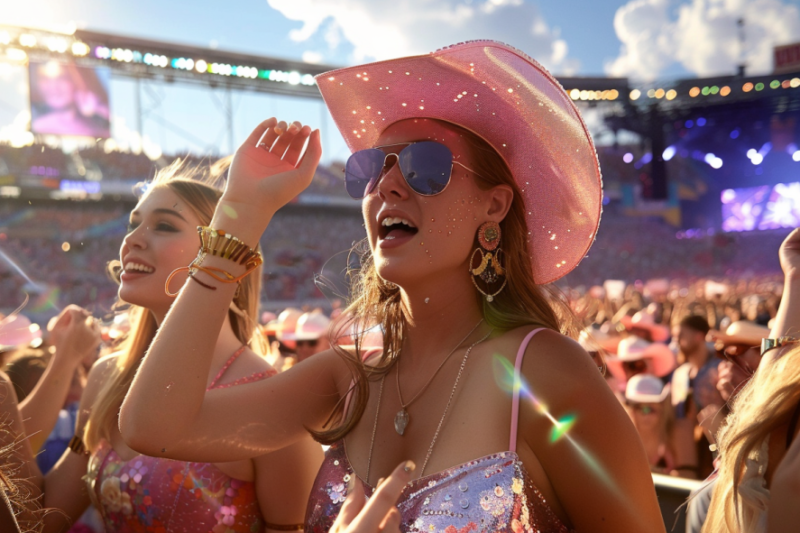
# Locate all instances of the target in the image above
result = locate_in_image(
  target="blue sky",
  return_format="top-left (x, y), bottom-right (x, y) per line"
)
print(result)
top-left (2, 0), bottom-right (800, 160)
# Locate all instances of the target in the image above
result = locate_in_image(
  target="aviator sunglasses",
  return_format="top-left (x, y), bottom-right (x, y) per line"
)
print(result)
top-left (344, 141), bottom-right (485, 199)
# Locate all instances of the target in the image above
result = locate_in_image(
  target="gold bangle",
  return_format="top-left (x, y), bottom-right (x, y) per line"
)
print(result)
top-left (197, 226), bottom-right (263, 269)
top-left (761, 336), bottom-right (799, 356)
top-left (68, 435), bottom-right (88, 455)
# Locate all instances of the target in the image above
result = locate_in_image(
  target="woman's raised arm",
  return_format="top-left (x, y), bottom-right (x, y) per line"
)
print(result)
top-left (119, 119), bottom-right (343, 462)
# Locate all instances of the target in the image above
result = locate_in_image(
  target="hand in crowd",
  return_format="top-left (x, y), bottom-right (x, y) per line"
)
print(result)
top-left (48, 305), bottom-right (101, 368)
top-left (778, 228), bottom-right (800, 280)
top-left (329, 461), bottom-right (415, 533)
top-left (222, 118), bottom-right (321, 232)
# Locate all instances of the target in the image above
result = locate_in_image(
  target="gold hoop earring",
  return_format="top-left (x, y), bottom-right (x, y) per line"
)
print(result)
top-left (470, 221), bottom-right (507, 302)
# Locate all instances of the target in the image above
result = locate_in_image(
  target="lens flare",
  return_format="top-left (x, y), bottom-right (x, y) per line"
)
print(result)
top-left (492, 355), bottom-right (618, 493)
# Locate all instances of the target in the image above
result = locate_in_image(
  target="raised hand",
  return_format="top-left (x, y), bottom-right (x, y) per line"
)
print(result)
top-left (219, 118), bottom-right (321, 236)
top-left (779, 228), bottom-right (800, 281)
top-left (329, 461), bottom-right (414, 533)
top-left (48, 305), bottom-right (102, 369)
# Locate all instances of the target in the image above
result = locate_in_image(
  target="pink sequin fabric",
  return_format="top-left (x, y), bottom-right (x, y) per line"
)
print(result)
top-left (304, 443), bottom-right (571, 533)
top-left (86, 442), bottom-right (263, 533)
top-left (85, 347), bottom-right (273, 532)
top-left (316, 40), bottom-right (603, 284)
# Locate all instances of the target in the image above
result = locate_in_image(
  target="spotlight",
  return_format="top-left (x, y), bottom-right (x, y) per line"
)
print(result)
top-left (569, 89), bottom-right (579, 100)
top-left (720, 86), bottom-right (731, 96)
top-left (623, 153), bottom-right (634, 163)
top-left (751, 153), bottom-right (763, 165)
top-left (666, 89), bottom-right (677, 100)
top-left (793, 151), bottom-right (800, 162)
top-left (19, 34), bottom-right (36, 47)
top-left (689, 87), bottom-right (700, 97)
top-left (730, 129), bottom-right (740, 139)
top-left (743, 82), bottom-right (754, 92)
top-left (696, 117), bottom-right (706, 126)
top-left (195, 60), bottom-right (207, 73)
top-left (629, 89), bottom-right (641, 100)
top-left (662, 146), bottom-right (676, 161)
top-left (685, 120), bottom-right (694, 128)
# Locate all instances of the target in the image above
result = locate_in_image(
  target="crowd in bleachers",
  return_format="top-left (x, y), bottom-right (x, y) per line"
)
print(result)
top-left (0, 199), bottom-right (788, 317)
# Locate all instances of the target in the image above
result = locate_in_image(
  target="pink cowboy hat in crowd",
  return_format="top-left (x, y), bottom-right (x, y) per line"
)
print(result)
top-left (316, 40), bottom-right (602, 283)
top-left (620, 310), bottom-right (670, 343)
top-left (0, 313), bottom-right (41, 349)
top-left (606, 336), bottom-right (677, 382)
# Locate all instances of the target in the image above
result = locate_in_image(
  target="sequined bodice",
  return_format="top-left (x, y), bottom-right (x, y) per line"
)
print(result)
top-left (86, 441), bottom-right (263, 533)
top-left (305, 442), bottom-right (571, 533)
top-left (84, 346), bottom-right (269, 532)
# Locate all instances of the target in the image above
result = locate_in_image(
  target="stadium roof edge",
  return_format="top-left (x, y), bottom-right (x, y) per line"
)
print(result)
top-left (72, 28), bottom-right (341, 75)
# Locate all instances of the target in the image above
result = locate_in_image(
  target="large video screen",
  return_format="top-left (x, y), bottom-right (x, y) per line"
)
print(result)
top-left (29, 61), bottom-right (111, 138)
top-left (721, 182), bottom-right (800, 232)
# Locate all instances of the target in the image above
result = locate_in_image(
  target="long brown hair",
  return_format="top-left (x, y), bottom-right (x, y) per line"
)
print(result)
top-left (84, 159), bottom-right (265, 450)
top-left (314, 120), bottom-right (580, 444)
top-left (702, 344), bottom-right (800, 532)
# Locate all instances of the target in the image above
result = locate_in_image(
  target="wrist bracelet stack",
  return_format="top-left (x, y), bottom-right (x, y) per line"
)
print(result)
top-left (165, 226), bottom-right (263, 297)
top-left (197, 226), bottom-right (263, 270)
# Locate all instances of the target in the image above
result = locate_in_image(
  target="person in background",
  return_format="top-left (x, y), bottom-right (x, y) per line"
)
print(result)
top-left (293, 311), bottom-right (331, 363)
top-left (622, 308), bottom-right (671, 344)
top-left (3, 307), bottom-right (101, 456)
top-left (669, 315), bottom-right (723, 481)
top-left (624, 374), bottom-right (681, 476)
top-left (607, 336), bottom-right (676, 385)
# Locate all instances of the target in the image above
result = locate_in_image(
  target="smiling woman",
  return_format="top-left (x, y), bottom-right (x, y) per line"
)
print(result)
top-left (11, 159), bottom-right (324, 533)
top-left (119, 41), bottom-right (666, 533)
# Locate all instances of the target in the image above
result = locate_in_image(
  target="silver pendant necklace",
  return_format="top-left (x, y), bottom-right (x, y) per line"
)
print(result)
top-left (394, 319), bottom-right (484, 435)
top-left (367, 328), bottom-right (493, 483)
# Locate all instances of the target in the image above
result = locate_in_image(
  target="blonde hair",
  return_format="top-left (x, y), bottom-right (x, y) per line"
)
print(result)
top-left (314, 121), bottom-right (580, 443)
top-left (702, 343), bottom-right (800, 532)
top-left (84, 159), bottom-right (265, 450)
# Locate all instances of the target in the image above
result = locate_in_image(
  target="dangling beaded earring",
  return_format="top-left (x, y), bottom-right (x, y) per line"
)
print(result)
top-left (470, 221), bottom-right (507, 302)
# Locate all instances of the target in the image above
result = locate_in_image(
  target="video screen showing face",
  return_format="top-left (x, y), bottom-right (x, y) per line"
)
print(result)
top-left (721, 182), bottom-right (800, 232)
top-left (29, 61), bottom-right (111, 138)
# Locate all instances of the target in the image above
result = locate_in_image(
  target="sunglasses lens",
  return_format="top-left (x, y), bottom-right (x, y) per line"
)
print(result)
top-left (399, 142), bottom-right (453, 195)
top-left (345, 149), bottom-right (386, 199)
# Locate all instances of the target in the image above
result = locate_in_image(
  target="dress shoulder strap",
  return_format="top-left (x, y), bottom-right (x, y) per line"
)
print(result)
top-left (510, 328), bottom-right (546, 453)
top-left (207, 345), bottom-right (277, 391)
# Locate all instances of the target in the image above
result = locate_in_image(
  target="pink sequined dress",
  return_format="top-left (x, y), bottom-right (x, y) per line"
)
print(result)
top-left (85, 347), bottom-right (277, 533)
top-left (304, 329), bottom-right (573, 533)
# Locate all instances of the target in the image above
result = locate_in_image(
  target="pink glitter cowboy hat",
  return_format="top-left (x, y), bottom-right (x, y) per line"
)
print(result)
top-left (316, 40), bottom-right (602, 283)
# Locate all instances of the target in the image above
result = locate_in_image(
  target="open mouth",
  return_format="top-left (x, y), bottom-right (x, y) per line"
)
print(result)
top-left (379, 216), bottom-right (419, 241)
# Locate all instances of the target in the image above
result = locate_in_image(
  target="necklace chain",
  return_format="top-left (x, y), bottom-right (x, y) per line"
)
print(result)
top-left (366, 328), bottom-right (493, 484)
top-left (394, 319), bottom-right (483, 435)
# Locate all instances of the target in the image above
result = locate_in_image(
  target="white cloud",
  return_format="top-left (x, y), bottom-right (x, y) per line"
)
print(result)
top-left (607, 0), bottom-right (800, 80)
top-left (302, 50), bottom-right (324, 64)
top-left (266, 0), bottom-right (579, 74)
